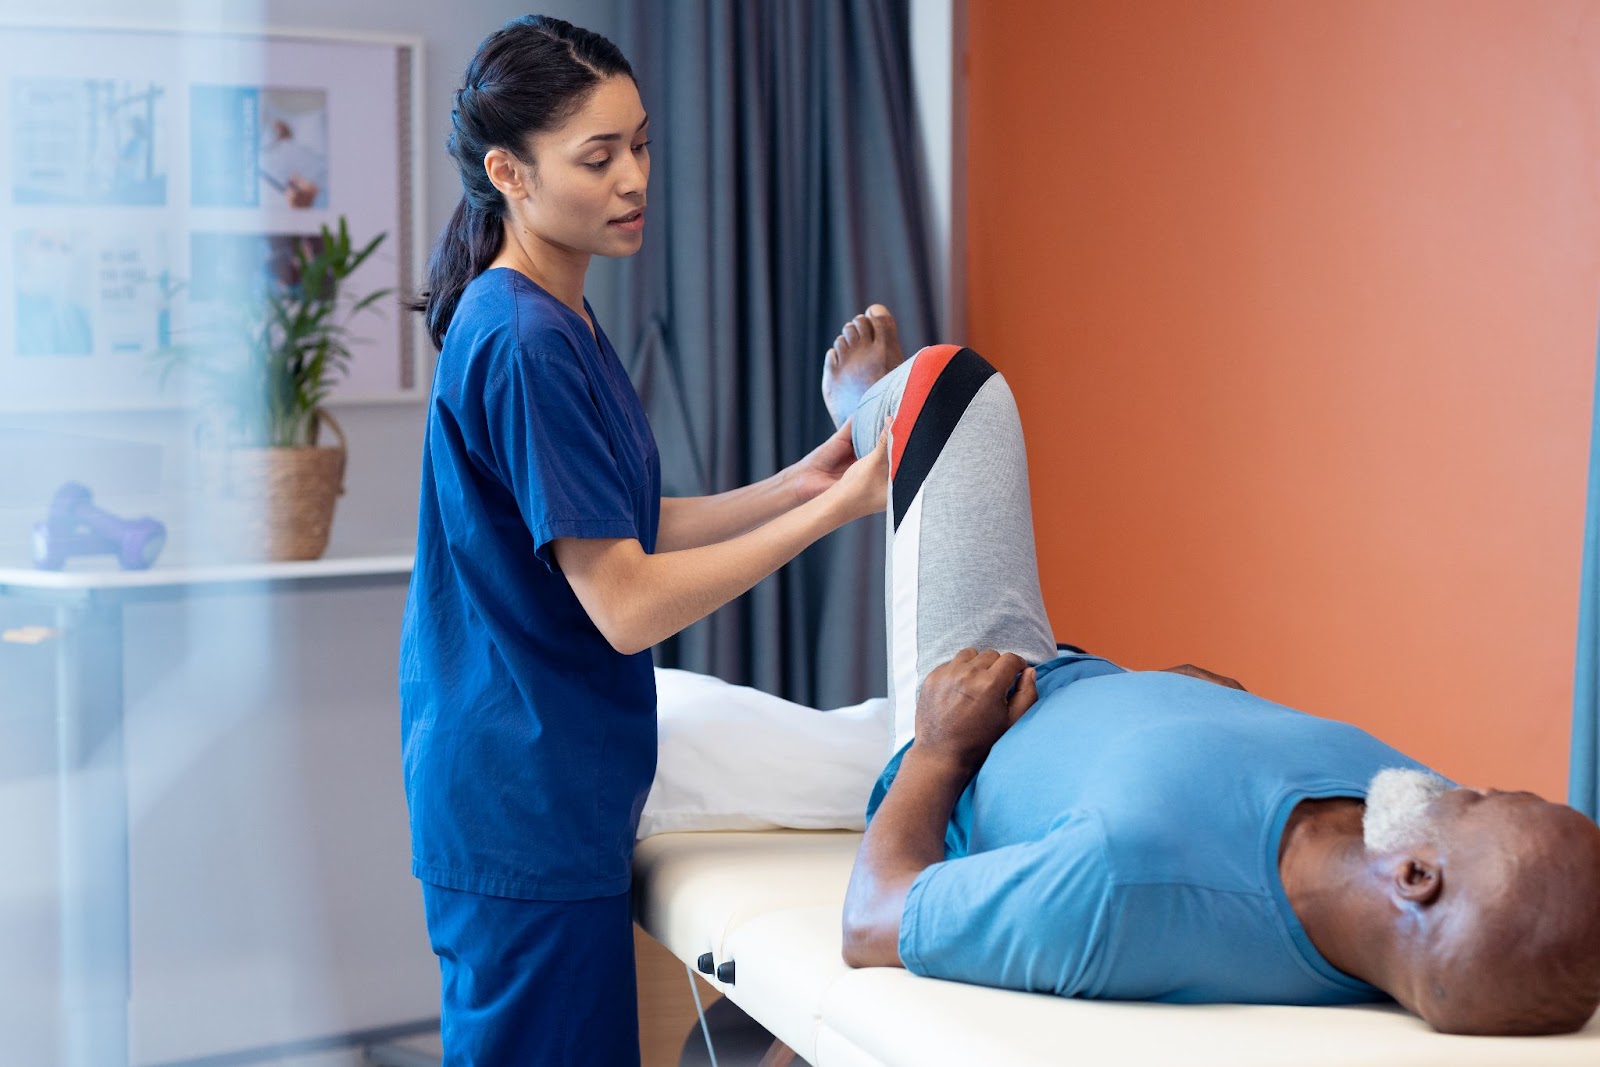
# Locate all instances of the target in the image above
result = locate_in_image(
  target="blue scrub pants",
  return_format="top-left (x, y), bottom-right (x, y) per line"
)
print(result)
top-left (422, 883), bottom-right (641, 1066)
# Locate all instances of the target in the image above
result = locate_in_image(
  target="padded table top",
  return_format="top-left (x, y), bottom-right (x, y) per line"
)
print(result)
top-left (632, 830), bottom-right (1600, 1066)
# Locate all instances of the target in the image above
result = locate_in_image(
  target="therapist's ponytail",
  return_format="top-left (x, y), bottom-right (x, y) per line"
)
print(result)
top-left (411, 16), bottom-right (635, 351)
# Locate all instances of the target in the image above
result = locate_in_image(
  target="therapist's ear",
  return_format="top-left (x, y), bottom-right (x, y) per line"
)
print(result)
top-left (484, 147), bottom-right (530, 200)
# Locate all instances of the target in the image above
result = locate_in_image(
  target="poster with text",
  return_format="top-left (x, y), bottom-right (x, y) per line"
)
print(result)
top-left (11, 78), bottom-right (169, 206)
top-left (14, 228), bottom-right (171, 359)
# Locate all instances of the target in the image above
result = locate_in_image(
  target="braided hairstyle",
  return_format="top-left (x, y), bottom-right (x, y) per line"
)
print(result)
top-left (412, 16), bottom-right (634, 349)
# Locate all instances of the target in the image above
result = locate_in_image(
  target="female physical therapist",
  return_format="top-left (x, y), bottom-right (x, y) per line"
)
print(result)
top-left (399, 16), bottom-right (888, 1065)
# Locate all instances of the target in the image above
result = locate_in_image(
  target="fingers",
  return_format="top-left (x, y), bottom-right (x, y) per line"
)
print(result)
top-left (942, 649), bottom-right (1030, 695)
top-left (921, 650), bottom-right (1040, 762)
top-left (971, 649), bottom-right (1025, 679)
top-left (991, 651), bottom-right (1026, 675)
top-left (841, 428), bottom-right (891, 519)
top-left (947, 648), bottom-right (1026, 669)
top-left (1007, 667), bottom-right (1038, 726)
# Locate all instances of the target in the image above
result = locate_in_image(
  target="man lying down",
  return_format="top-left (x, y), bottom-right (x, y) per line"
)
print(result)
top-left (645, 306), bottom-right (1600, 1038)
top-left (841, 650), bottom-right (1600, 1037)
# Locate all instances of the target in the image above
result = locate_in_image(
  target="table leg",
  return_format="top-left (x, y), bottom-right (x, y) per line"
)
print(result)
top-left (55, 601), bottom-right (129, 1067)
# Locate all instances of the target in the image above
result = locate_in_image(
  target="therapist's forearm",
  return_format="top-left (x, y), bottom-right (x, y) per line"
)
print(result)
top-left (840, 745), bottom-right (974, 968)
top-left (656, 473), bottom-right (799, 552)
top-left (556, 490), bottom-right (860, 655)
top-left (556, 433), bottom-right (887, 653)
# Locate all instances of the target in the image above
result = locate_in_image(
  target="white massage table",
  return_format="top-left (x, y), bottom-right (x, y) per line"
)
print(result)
top-left (632, 828), bottom-right (1600, 1067)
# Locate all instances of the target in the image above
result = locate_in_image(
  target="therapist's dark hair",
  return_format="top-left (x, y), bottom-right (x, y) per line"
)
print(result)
top-left (411, 15), bottom-right (634, 350)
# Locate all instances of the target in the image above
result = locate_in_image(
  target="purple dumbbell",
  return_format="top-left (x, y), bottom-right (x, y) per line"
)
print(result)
top-left (31, 482), bottom-right (167, 571)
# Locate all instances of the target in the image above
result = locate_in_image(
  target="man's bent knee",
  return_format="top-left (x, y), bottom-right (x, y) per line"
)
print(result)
top-left (851, 345), bottom-right (1006, 462)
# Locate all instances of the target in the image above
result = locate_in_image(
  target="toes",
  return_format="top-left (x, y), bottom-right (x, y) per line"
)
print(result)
top-left (842, 321), bottom-right (860, 345)
top-left (867, 303), bottom-right (900, 349)
top-left (852, 312), bottom-right (875, 343)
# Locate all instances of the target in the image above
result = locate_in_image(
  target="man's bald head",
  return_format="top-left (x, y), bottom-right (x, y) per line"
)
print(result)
top-left (1368, 776), bottom-right (1600, 1035)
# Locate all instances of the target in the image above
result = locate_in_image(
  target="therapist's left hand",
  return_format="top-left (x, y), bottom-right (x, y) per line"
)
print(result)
top-left (785, 419), bottom-right (858, 503)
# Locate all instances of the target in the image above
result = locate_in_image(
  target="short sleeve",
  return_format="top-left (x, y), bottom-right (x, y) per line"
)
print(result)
top-left (487, 344), bottom-right (641, 570)
top-left (898, 811), bottom-right (1114, 996)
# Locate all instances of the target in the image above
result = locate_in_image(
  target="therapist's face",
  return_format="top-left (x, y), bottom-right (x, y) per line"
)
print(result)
top-left (504, 75), bottom-right (650, 261)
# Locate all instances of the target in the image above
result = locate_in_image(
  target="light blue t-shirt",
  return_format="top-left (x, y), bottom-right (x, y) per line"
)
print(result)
top-left (875, 653), bottom-right (1431, 1005)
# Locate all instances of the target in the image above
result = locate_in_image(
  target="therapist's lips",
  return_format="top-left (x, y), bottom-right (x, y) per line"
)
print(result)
top-left (609, 208), bottom-right (645, 233)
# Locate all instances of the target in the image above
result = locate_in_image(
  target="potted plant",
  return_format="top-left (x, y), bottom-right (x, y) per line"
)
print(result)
top-left (165, 217), bottom-right (391, 561)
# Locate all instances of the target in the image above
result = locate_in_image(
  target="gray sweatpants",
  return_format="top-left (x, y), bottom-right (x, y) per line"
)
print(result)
top-left (850, 345), bottom-right (1057, 751)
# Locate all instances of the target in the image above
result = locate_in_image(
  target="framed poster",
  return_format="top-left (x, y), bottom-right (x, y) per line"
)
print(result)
top-left (0, 19), bottom-right (425, 412)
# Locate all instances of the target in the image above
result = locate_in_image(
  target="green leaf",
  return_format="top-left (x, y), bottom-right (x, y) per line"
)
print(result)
top-left (349, 288), bottom-right (395, 315)
top-left (149, 213), bottom-right (391, 439)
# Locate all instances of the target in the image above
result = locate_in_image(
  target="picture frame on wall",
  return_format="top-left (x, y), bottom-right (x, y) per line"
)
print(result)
top-left (0, 18), bottom-right (427, 413)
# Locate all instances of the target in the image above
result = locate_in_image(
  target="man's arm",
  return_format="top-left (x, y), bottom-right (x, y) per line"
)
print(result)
top-left (839, 744), bottom-right (972, 967)
top-left (841, 650), bottom-right (1037, 967)
top-left (1160, 663), bottom-right (1247, 691)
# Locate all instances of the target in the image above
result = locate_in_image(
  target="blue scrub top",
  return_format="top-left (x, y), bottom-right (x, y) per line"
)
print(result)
top-left (400, 268), bottom-right (661, 900)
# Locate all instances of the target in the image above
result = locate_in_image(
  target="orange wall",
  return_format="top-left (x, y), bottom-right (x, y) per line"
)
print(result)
top-left (964, 0), bottom-right (1600, 800)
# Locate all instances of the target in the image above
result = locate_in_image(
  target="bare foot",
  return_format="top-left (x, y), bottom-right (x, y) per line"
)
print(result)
top-left (822, 304), bottom-right (904, 430)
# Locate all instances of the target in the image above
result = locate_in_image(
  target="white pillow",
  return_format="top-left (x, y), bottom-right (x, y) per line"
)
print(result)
top-left (639, 668), bottom-right (892, 838)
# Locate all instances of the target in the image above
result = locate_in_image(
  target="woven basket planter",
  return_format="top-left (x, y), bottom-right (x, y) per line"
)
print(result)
top-left (205, 410), bottom-right (347, 562)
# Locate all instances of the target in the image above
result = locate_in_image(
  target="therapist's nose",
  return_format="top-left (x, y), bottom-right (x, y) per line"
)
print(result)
top-left (618, 151), bottom-right (648, 197)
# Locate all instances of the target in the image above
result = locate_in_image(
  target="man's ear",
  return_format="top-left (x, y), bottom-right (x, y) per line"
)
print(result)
top-left (1392, 855), bottom-right (1443, 906)
top-left (484, 148), bottom-right (529, 200)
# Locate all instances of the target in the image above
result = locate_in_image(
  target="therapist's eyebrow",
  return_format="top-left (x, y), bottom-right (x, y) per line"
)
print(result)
top-left (578, 115), bottom-right (650, 146)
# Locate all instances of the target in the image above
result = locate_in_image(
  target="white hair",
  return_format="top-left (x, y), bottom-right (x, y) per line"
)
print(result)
top-left (1363, 767), bottom-right (1453, 853)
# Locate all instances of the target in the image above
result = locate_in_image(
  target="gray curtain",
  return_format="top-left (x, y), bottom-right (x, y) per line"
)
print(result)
top-left (599, 0), bottom-right (939, 708)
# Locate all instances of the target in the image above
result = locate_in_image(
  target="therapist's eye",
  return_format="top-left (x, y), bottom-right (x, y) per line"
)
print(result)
top-left (584, 156), bottom-right (610, 171)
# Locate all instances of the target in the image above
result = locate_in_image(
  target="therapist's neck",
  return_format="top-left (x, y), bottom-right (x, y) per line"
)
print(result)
top-left (492, 220), bottom-right (592, 322)
top-left (1277, 798), bottom-right (1405, 997)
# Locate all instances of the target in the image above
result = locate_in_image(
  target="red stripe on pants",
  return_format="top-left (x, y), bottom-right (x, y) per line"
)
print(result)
top-left (888, 344), bottom-right (963, 479)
